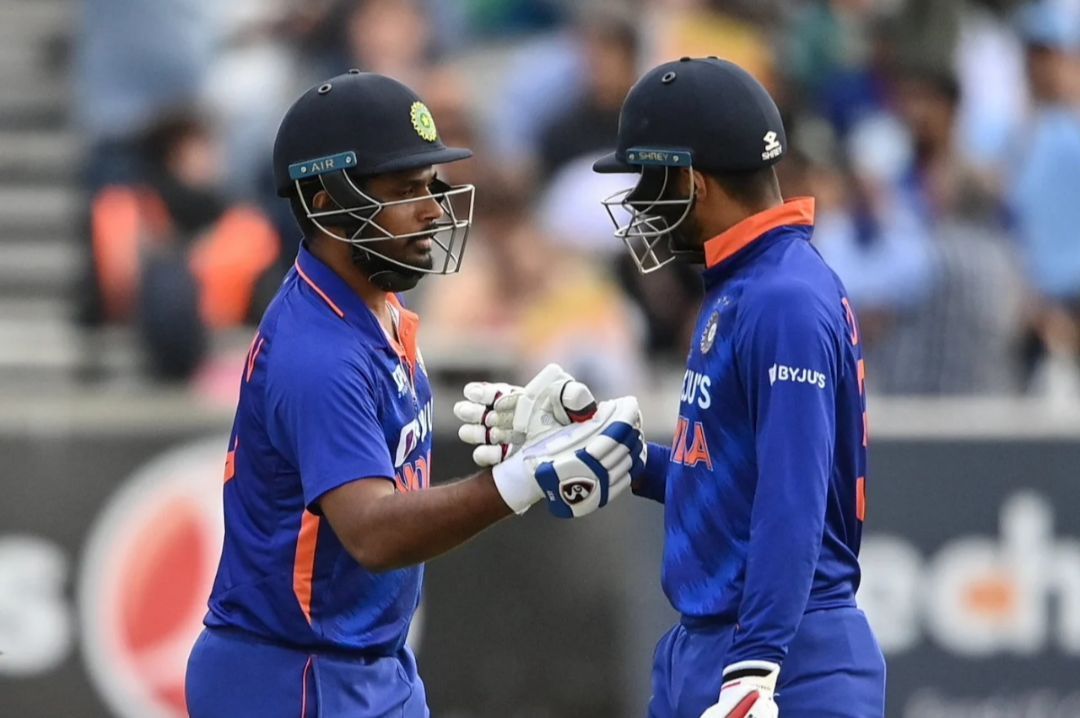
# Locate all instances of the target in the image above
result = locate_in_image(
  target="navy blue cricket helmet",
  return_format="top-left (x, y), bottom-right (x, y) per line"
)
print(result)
top-left (273, 70), bottom-right (475, 280)
top-left (594, 57), bottom-right (786, 273)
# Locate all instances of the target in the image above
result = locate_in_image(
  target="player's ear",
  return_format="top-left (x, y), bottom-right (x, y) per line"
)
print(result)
top-left (689, 169), bottom-right (707, 199)
top-left (312, 190), bottom-right (334, 212)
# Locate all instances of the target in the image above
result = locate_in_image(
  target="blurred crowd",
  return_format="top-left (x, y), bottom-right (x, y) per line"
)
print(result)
top-left (72, 0), bottom-right (1080, 402)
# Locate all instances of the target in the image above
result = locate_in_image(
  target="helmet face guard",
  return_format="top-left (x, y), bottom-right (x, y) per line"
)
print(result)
top-left (289, 151), bottom-right (475, 276)
top-left (599, 150), bottom-right (696, 274)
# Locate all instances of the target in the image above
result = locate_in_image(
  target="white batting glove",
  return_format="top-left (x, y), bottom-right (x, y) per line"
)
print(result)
top-left (700, 661), bottom-right (780, 718)
top-left (490, 396), bottom-right (646, 517)
top-left (454, 364), bottom-right (597, 467)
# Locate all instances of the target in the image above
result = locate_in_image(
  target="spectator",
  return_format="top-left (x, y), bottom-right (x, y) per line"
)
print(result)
top-left (324, 0), bottom-right (436, 88)
top-left (419, 174), bottom-right (644, 395)
top-left (1009, 0), bottom-right (1080, 396)
top-left (639, 1), bottom-right (778, 94)
top-left (75, 0), bottom-right (221, 191)
top-left (784, 0), bottom-right (890, 136)
top-left (202, 0), bottom-right (309, 200)
top-left (536, 8), bottom-right (639, 179)
top-left (810, 110), bottom-right (938, 348)
top-left (82, 111), bottom-right (280, 380)
top-left (869, 68), bottom-right (1025, 394)
top-left (954, 1), bottom-right (1029, 169)
top-left (482, 33), bottom-right (582, 177)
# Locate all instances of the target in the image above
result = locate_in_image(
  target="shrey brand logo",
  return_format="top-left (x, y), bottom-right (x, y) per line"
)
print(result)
top-left (761, 131), bottom-right (782, 160)
top-left (860, 492), bottom-right (1080, 656)
top-left (768, 363), bottom-right (826, 389)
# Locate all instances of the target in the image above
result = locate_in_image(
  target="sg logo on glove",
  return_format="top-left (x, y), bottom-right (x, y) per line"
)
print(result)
top-left (559, 479), bottom-right (596, 505)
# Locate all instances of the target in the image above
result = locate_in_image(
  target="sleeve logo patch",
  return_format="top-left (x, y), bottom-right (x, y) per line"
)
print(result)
top-left (768, 363), bottom-right (826, 389)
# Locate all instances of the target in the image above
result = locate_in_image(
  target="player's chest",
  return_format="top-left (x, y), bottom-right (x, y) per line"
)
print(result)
top-left (680, 290), bottom-right (741, 410)
top-left (668, 288), bottom-right (754, 476)
top-left (369, 352), bottom-right (433, 469)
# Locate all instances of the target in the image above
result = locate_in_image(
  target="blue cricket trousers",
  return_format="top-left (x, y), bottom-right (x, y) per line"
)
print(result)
top-left (649, 606), bottom-right (886, 717)
top-left (185, 627), bottom-right (429, 718)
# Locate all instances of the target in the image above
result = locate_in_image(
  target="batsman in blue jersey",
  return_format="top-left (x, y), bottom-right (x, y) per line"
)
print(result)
top-left (184, 71), bottom-right (647, 718)
top-left (593, 58), bottom-right (887, 717)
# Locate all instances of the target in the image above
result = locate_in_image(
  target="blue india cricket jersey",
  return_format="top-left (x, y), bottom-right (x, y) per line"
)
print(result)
top-left (635, 198), bottom-right (869, 666)
top-left (204, 242), bottom-right (434, 655)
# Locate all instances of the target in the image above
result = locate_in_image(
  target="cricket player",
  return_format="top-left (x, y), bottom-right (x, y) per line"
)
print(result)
top-left (184, 70), bottom-right (646, 718)
top-left (460, 58), bottom-right (886, 717)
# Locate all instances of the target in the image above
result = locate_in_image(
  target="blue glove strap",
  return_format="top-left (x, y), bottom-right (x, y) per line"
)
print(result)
top-left (535, 420), bottom-right (642, 519)
top-left (574, 448), bottom-right (610, 508)
top-left (534, 461), bottom-right (571, 519)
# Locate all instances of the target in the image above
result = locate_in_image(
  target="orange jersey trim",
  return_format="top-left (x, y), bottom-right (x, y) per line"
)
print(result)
top-left (387, 293), bottom-right (421, 377)
top-left (224, 437), bottom-right (238, 483)
top-left (246, 334), bottom-right (265, 383)
top-left (295, 261), bottom-right (345, 318)
top-left (703, 197), bottom-right (815, 269)
top-left (856, 476), bottom-right (867, 522)
top-left (293, 511), bottom-right (321, 624)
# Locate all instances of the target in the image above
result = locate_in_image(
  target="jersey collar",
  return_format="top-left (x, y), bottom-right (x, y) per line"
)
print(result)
top-left (294, 241), bottom-right (371, 321)
top-left (386, 293), bottom-right (421, 379)
top-left (703, 197), bottom-right (815, 270)
top-left (294, 242), bottom-right (422, 375)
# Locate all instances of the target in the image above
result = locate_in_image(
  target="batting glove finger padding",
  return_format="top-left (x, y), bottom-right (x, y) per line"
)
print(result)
top-left (471, 443), bottom-right (511, 468)
top-left (455, 364), bottom-right (598, 468)
top-left (457, 422), bottom-right (514, 447)
top-left (460, 381), bottom-right (516, 407)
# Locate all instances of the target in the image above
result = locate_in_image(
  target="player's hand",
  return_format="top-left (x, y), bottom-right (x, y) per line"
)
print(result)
top-left (454, 363), bottom-right (597, 467)
top-left (700, 661), bottom-right (780, 718)
top-left (490, 396), bottom-right (645, 517)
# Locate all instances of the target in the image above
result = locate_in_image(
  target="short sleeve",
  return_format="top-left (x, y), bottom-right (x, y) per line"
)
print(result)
top-left (267, 351), bottom-right (395, 511)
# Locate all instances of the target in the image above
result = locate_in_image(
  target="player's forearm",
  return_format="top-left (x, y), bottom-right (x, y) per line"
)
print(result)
top-left (340, 471), bottom-right (512, 572)
top-left (631, 441), bottom-right (670, 503)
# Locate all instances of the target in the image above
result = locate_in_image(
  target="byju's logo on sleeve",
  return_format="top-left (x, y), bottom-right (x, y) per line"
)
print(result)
top-left (768, 363), bottom-right (826, 389)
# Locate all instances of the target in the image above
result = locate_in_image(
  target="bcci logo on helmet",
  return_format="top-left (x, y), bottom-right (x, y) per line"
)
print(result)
top-left (410, 101), bottom-right (438, 142)
top-left (560, 479), bottom-right (596, 505)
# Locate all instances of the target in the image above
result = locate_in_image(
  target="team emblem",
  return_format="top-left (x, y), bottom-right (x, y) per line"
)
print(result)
top-left (700, 312), bottom-right (719, 354)
top-left (410, 101), bottom-right (438, 142)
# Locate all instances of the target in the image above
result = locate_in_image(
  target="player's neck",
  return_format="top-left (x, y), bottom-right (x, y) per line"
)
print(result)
top-left (342, 269), bottom-right (393, 332)
top-left (698, 195), bottom-right (784, 243)
top-left (308, 236), bottom-right (393, 330)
